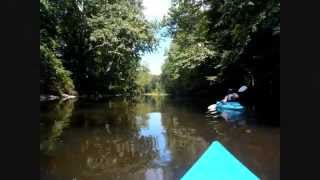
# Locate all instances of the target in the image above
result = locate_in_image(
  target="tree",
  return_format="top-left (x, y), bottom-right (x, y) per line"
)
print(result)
top-left (40, 0), bottom-right (158, 96)
top-left (40, 0), bottom-right (76, 95)
top-left (161, 0), bottom-right (280, 101)
top-left (135, 65), bottom-right (152, 94)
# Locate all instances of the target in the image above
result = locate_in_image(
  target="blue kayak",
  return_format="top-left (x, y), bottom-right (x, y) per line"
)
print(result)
top-left (216, 101), bottom-right (245, 112)
top-left (181, 141), bottom-right (259, 180)
top-left (220, 109), bottom-right (245, 122)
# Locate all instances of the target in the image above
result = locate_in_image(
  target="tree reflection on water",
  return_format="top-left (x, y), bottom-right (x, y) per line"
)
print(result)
top-left (40, 99), bottom-right (76, 154)
top-left (40, 96), bottom-right (279, 180)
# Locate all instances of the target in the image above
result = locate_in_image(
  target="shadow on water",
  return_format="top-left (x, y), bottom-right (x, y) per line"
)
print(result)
top-left (40, 96), bottom-right (279, 180)
top-left (40, 99), bottom-right (76, 154)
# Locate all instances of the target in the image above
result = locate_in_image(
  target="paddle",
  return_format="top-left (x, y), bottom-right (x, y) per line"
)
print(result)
top-left (238, 85), bottom-right (248, 93)
top-left (208, 104), bottom-right (217, 111)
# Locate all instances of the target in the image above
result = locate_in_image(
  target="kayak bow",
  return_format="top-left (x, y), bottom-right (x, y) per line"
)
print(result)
top-left (181, 141), bottom-right (259, 180)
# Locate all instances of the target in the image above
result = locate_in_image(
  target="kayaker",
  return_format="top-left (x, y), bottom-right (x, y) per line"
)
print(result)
top-left (222, 89), bottom-right (239, 103)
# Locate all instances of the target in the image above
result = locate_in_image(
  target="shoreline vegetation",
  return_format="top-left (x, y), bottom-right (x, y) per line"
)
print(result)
top-left (40, 0), bottom-right (279, 123)
top-left (40, 94), bottom-right (77, 101)
top-left (144, 93), bottom-right (168, 96)
top-left (40, 92), bottom-right (169, 102)
top-left (40, 0), bottom-right (157, 97)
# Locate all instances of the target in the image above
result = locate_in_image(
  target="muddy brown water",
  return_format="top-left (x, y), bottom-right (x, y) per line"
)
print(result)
top-left (40, 96), bottom-right (279, 180)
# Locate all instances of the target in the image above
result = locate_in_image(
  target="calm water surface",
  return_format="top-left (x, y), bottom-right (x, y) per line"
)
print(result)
top-left (40, 96), bottom-right (280, 180)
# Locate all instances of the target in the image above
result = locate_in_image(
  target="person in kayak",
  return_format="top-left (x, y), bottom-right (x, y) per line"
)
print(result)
top-left (222, 89), bottom-right (239, 103)
top-left (208, 86), bottom-right (247, 112)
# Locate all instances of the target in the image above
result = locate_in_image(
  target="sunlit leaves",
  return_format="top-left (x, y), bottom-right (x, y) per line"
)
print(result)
top-left (40, 44), bottom-right (75, 95)
top-left (41, 0), bottom-right (157, 95)
top-left (161, 0), bottom-right (279, 95)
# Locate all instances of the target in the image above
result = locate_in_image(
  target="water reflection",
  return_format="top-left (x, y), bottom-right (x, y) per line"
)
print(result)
top-left (40, 99), bottom-right (76, 154)
top-left (139, 113), bottom-right (171, 166)
top-left (220, 110), bottom-right (246, 127)
top-left (40, 96), bottom-right (280, 180)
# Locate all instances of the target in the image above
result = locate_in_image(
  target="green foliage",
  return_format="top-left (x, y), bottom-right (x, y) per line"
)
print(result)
top-left (161, 0), bottom-right (280, 98)
top-left (135, 65), bottom-right (152, 94)
top-left (40, 0), bottom-right (75, 95)
top-left (40, 0), bottom-right (157, 96)
top-left (83, 0), bottom-right (156, 94)
top-left (135, 65), bottom-right (163, 94)
top-left (160, 0), bottom-right (218, 95)
top-left (40, 45), bottom-right (75, 95)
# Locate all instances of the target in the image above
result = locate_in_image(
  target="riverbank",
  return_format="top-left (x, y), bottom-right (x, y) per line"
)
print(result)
top-left (144, 93), bottom-right (169, 96)
top-left (40, 94), bottom-right (76, 101)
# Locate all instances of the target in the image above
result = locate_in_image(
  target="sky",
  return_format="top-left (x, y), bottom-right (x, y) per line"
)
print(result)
top-left (141, 0), bottom-right (172, 75)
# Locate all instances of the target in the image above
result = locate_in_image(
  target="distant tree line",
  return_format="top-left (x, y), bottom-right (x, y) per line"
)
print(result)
top-left (135, 65), bottom-right (163, 95)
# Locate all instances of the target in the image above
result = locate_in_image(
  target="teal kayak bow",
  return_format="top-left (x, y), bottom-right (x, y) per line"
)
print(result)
top-left (181, 141), bottom-right (259, 180)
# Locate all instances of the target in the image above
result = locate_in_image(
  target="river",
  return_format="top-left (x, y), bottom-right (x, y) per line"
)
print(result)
top-left (40, 96), bottom-right (280, 180)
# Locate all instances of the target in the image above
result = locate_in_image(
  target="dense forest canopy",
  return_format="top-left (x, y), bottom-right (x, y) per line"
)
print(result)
top-left (40, 0), bottom-right (280, 118)
top-left (161, 0), bottom-right (279, 106)
top-left (40, 0), bottom-right (158, 96)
